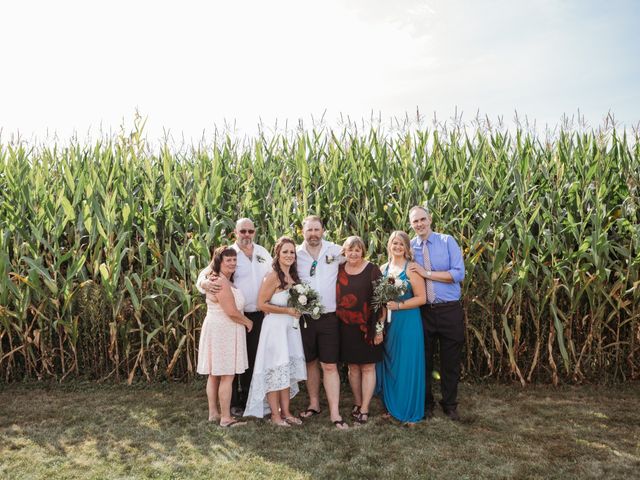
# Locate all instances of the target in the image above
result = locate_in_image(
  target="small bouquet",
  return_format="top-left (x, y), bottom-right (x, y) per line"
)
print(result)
top-left (288, 282), bottom-right (324, 328)
top-left (371, 275), bottom-right (407, 323)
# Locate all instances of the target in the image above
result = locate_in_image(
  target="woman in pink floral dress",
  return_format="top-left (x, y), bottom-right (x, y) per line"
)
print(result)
top-left (197, 246), bottom-right (254, 427)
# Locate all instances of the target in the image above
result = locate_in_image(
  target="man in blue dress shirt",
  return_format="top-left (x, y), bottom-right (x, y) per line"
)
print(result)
top-left (408, 205), bottom-right (465, 420)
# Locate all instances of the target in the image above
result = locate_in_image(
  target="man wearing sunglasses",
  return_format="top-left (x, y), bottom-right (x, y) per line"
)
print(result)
top-left (197, 217), bottom-right (272, 416)
top-left (296, 215), bottom-right (348, 429)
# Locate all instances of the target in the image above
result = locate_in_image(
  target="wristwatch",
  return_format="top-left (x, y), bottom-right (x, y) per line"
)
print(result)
top-left (426, 270), bottom-right (432, 277)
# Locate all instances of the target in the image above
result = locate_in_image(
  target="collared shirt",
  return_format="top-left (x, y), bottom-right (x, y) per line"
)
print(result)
top-left (411, 232), bottom-right (465, 303)
top-left (195, 242), bottom-right (272, 312)
top-left (296, 239), bottom-right (342, 313)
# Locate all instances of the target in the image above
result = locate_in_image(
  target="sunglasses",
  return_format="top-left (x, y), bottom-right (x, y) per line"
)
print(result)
top-left (238, 229), bottom-right (255, 234)
top-left (310, 260), bottom-right (318, 277)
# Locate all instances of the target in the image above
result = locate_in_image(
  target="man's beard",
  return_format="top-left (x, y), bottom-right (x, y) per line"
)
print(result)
top-left (238, 238), bottom-right (252, 247)
top-left (305, 236), bottom-right (321, 246)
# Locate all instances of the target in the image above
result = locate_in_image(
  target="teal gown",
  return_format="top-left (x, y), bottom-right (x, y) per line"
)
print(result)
top-left (375, 263), bottom-right (426, 422)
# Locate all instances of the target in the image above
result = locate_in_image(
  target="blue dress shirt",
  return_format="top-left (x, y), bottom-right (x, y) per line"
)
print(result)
top-left (411, 232), bottom-right (465, 303)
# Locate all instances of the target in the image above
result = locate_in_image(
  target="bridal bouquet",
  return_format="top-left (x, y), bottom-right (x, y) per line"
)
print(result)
top-left (288, 282), bottom-right (324, 328)
top-left (371, 275), bottom-right (407, 323)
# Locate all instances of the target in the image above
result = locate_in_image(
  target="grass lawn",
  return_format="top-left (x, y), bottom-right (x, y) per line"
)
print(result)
top-left (1, 381), bottom-right (639, 480)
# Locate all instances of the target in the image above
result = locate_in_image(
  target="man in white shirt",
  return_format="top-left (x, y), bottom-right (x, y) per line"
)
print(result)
top-left (296, 215), bottom-right (348, 429)
top-left (197, 218), bottom-right (272, 415)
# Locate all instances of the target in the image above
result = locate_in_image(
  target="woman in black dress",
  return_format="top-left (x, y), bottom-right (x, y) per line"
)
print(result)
top-left (336, 236), bottom-right (385, 424)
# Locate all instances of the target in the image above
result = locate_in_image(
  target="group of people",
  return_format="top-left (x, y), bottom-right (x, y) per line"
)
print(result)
top-left (195, 207), bottom-right (465, 428)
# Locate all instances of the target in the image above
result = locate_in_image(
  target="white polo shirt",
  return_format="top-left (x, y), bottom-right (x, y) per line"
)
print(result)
top-left (196, 242), bottom-right (272, 312)
top-left (296, 240), bottom-right (342, 313)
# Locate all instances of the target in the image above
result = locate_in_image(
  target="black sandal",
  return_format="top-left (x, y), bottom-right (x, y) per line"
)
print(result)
top-left (351, 405), bottom-right (361, 420)
top-left (333, 419), bottom-right (349, 430)
top-left (299, 408), bottom-right (322, 419)
top-left (355, 412), bottom-right (369, 425)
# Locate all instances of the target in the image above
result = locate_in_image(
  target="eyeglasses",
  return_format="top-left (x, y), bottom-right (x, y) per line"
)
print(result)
top-left (310, 260), bottom-right (318, 277)
top-left (238, 229), bottom-right (255, 234)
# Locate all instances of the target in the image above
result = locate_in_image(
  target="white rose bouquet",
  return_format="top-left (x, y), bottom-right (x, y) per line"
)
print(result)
top-left (371, 275), bottom-right (407, 323)
top-left (288, 282), bottom-right (324, 328)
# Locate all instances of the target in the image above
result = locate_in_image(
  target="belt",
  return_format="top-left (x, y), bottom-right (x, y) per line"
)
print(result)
top-left (423, 300), bottom-right (461, 308)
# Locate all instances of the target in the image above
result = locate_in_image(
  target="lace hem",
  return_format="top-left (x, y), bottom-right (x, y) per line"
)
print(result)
top-left (244, 356), bottom-right (307, 418)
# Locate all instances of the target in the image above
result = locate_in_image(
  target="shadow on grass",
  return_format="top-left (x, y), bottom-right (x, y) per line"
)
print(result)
top-left (1, 381), bottom-right (639, 479)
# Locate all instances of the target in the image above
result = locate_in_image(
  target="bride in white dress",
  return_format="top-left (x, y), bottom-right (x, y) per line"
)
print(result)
top-left (244, 237), bottom-right (307, 426)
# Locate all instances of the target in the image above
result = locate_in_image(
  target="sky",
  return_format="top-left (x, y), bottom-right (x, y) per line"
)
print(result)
top-left (1, 0), bottom-right (639, 143)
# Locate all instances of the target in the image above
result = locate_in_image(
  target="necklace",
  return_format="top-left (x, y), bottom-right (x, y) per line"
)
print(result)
top-left (345, 260), bottom-right (367, 275)
top-left (387, 262), bottom-right (404, 276)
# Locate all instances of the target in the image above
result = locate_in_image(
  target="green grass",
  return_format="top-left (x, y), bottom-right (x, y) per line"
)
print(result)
top-left (1, 382), bottom-right (638, 479)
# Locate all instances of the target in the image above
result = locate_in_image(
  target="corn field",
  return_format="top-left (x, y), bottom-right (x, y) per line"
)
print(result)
top-left (1, 119), bottom-right (638, 384)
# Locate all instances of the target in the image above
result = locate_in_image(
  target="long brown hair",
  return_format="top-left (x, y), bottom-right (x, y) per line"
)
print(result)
top-left (272, 236), bottom-right (301, 289)
top-left (210, 245), bottom-right (237, 282)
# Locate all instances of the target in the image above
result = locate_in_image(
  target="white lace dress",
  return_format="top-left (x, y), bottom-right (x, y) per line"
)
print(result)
top-left (243, 289), bottom-right (307, 417)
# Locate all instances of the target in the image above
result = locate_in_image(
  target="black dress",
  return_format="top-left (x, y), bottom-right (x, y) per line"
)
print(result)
top-left (336, 262), bottom-right (383, 364)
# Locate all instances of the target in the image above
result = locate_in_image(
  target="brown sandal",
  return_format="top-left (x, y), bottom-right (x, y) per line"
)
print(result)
top-left (220, 419), bottom-right (246, 428)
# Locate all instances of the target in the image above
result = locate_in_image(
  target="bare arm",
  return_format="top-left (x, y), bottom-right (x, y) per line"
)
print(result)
top-left (406, 268), bottom-right (427, 307)
top-left (217, 279), bottom-right (253, 331)
top-left (196, 266), bottom-right (212, 294)
top-left (258, 272), bottom-right (300, 317)
top-left (196, 265), bottom-right (223, 295)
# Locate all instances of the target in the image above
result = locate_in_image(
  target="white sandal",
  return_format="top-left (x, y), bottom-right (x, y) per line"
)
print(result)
top-left (268, 418), bottom-right (291, 427)
top-left (284, 416), bottom-right (302, 425)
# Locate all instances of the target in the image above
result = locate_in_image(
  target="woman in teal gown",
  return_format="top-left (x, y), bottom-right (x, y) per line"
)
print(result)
top-left (376, 231), bottom-right (427, 423)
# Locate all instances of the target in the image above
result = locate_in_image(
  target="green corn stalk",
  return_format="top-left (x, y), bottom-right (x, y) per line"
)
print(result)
top-left (0, 119), bottom-right (638, 383)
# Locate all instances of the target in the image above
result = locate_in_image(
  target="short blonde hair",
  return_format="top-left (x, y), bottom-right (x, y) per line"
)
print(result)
top-left (386, 231), bottom-right (413, 261)
top-left (341, 235), bottom-right (366, 257)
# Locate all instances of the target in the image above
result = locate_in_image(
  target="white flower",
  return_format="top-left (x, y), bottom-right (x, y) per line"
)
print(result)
top-left (298, 295), bottom-right (308, 306)
top-left (325, 255), bottom-right (336, 264)
top-left (394, 278), bottom-right (404, 288)
top-left (294, 284), bottom-right (305, 294)
top-left (312, 306), bottom-right (320, 315)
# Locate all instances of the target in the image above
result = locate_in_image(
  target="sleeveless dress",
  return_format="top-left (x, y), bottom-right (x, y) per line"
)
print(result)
top-left (243, 290), bottom-right (307, 418)
top-left (375, 263), bottom-right (426, 422)
top-left (197, 287), bottom-right (248, 376)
